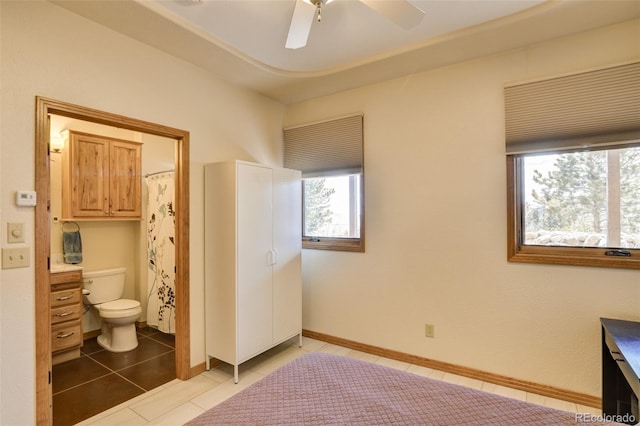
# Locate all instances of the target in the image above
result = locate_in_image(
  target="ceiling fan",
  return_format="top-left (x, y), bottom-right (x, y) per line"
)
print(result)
top-left (286, 0), bottom-right (426, 49)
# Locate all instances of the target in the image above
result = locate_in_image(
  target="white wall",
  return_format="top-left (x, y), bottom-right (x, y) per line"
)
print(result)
top-left (286, 19), bottom-right (640, 398)
top-left (0, 1), bottom-right (285, 424)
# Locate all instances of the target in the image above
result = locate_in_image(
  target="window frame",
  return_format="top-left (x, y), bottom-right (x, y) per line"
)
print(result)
top-left (506, 155), bottom-right (640, 269)
top-left (301, 173), bottom-right (365, 252)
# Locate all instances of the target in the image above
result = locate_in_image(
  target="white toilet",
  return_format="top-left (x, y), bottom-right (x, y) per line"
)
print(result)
top-left (83, 267), bottom-right (142, 352)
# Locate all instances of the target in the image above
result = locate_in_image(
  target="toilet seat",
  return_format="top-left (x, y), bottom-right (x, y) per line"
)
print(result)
top-left (98, 299), bottom-right (142, 319)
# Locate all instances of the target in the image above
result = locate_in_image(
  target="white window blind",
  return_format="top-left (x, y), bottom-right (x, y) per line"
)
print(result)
top-left (284, 114), bottom-right (363, 177)
top-left (505, 61), bottom-right (640, 154)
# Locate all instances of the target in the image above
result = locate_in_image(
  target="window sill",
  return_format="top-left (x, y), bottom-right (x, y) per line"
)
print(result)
top-left (508, 245), bottom-right (640, 269)
top-left (302, 237), bottom-right (364, 253)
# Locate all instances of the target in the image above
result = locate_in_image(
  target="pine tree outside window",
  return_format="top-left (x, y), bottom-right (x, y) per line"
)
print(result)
top-left (521, 147), bottom-right (640, 249)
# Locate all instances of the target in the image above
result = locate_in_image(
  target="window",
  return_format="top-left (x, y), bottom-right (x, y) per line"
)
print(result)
top-left (304, 174), bottom-right (361, 238)
top-left (506, 61), bottom-right (640, 269)
top-left (284, 115), bottom-right (364, 252)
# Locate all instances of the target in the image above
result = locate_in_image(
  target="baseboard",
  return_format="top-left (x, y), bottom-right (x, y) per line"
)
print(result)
top-left (82, 329), bottom-right (101, 341)
top-left (302, 329), bottom-right (601, 409)
top-left (190, 362), bottom-right (207, 378)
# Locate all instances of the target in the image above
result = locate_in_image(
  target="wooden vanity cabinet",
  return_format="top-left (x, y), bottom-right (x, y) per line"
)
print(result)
top-left (62, 130), bottom-right (142, 220)
top-left (51, 270), bottom-right (83, 365)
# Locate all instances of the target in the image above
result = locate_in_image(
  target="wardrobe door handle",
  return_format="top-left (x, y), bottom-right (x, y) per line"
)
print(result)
top-left (267, 249), bottom-right (278, 265)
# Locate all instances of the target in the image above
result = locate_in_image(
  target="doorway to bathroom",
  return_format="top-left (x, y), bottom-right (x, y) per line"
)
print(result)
top-left (34, 97), bottom-right (192, 425)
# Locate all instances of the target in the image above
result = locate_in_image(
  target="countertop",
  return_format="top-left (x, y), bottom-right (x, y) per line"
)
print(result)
top-left (51, 263), bottom-right (83, 273)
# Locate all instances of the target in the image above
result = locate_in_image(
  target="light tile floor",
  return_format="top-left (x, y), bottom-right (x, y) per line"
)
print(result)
top-left (77, 337), bottom-right (602, 425)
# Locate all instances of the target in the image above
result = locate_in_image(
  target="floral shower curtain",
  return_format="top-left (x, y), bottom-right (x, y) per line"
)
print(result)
top-left (145, 171), bottom-right (176, 334)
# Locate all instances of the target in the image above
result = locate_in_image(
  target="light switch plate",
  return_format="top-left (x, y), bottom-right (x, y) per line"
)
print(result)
top-left (2, 247), bottom-right (30, 269)
top-left (7, 223), bottom-right (24, 243)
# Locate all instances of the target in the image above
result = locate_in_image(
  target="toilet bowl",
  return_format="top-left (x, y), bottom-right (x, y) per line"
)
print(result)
top-left (83, 268), bottom-right (142, 352)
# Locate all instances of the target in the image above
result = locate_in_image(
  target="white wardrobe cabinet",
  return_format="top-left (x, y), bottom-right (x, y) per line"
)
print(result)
top-left (204, 161), bottom-right (302, 383)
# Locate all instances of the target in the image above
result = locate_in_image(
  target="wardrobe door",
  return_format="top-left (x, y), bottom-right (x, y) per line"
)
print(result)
top-left (236, 163), bottom-right (273, 360)
top-left (272, 168), bottom-right (302, 343)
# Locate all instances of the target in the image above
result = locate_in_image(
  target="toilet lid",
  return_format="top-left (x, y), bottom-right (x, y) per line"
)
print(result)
top-left (100, 299), bottom-right (140, 311)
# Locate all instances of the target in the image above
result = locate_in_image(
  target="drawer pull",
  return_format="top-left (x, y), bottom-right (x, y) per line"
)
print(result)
top-left (615, 358), bottom-right (627, 363)
top-left (55, 312), bottom-right (73, 318)
top-left (57, 332), bottom-right (74, 339)
top-left (56, 295), bottom-right (73, 301)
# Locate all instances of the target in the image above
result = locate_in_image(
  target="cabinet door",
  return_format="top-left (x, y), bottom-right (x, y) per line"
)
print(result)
top-left (236, 163), bottom-right (273, 360)
top-left (65, 132), bottom-right (110, 217)
top-left (109, 140), bottom-right (141, 218)
top-left (272, 168), bottom-right (302, 343)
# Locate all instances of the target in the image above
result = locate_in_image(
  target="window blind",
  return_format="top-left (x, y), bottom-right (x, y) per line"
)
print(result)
top-left (505, 61), bottom-right (640, 155)
top-left (284, 114), bottom-right (363, 177)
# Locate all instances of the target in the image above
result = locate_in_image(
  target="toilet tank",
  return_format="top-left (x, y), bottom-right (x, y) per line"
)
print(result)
top-left (83, 267), bottom-right (126, 305)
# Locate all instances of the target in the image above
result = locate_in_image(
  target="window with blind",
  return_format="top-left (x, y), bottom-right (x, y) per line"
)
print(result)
top-left (505, 61), bottom-right (640, 269)
top-left (284, 114), bottom-right (364, 252)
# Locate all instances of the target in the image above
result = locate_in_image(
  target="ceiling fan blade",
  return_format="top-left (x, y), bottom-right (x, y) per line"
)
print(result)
top-left (359, 0), bottom-right (425, 29)
top-left (286, 0), bottom-right (317, 49)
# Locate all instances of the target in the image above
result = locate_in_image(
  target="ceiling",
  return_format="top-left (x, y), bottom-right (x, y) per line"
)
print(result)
top-left (52, 0), bottom-right (640, 104)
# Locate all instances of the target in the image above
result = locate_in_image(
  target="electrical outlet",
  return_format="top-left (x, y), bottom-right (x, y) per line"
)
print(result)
top-left (2, 247), bottom-right (30, 269)
top-left (425, 324), bottom-right (435, 338)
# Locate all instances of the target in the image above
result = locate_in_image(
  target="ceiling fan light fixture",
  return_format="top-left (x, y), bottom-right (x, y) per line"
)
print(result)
top-left (303, 0), bottom-right (334, 22)
top-left (302, 0), bottom-right (334, 5)
top-left (287, 0), bottom-right (423, 50)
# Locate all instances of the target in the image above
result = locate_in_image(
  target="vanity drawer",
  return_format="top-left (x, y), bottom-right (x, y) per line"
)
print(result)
top-left (51, 304), bottom-right (82, 325)
top-left (51, 270), bottom-right (82, 285)
top-left (50, 288), bottom-right (81, 308)
top-left (51, 322), bottom-right (82, 352)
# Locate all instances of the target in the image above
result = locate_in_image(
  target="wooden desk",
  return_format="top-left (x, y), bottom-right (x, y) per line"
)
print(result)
top-left (601, 318), bottom-right (640, 425)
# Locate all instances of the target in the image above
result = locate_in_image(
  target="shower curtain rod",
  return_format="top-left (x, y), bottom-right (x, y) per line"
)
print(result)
top-left (144, 169), bottom-right (175, 178)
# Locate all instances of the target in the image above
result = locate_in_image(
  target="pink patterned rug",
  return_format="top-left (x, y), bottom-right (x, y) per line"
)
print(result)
top-left (185, 352), bottom-right (617, 425)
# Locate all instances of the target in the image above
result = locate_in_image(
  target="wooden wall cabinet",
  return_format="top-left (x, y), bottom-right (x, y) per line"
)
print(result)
top-left (62, 130), bottom-right (142, 220)
top-left (51, 270), bottom-right (83, 365)
top-left (204, 161), bottom-right (302, 383)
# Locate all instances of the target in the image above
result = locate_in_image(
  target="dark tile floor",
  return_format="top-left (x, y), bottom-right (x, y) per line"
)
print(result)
top-left (53, 327), bottom-right (176, 426)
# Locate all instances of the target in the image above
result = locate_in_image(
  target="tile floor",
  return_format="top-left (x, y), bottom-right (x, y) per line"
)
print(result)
top-left (53, 328), bottom-right (176, 426)
top-left (65, 335), bottom-right (604, 426)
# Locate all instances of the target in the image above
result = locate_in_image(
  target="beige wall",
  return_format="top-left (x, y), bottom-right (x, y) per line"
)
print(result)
top-left (0, 1), bottom-right (285, 424)
top-left (286, 19), bottom-right (640, 398)
top-left (2, 0), bottom-right (639, 424)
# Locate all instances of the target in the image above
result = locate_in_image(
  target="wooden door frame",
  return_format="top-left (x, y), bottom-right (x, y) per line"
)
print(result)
top-left (35, 97), bottom-right (191, 425)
